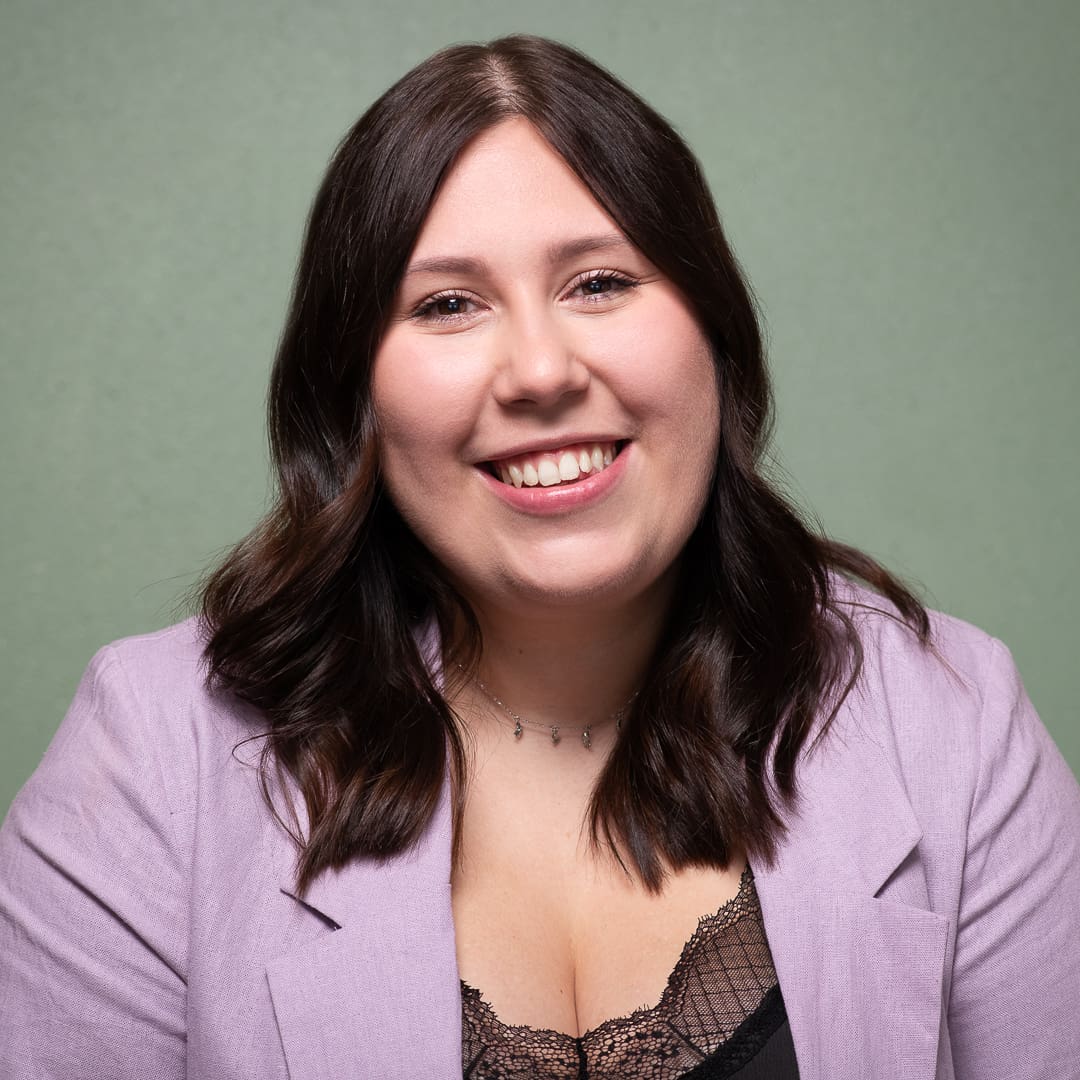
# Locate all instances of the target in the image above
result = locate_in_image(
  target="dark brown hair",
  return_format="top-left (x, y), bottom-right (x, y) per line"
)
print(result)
top-left (199, 34), bottom-right (928, 894)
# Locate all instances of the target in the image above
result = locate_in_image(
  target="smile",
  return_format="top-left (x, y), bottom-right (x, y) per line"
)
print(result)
top-left (485, 441), bottom-right (624, 488)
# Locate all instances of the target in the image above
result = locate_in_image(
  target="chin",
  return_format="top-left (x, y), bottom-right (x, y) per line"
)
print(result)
top-left (489, 553), bottom-right (674, 613)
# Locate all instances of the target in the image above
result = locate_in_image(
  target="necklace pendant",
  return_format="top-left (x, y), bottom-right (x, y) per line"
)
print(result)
top-left (550, 725), bottom-right (560, 745)
top-left (513, 720), bottom-right (523, 739)
top-left (582, 727), bottom-right (592, 749)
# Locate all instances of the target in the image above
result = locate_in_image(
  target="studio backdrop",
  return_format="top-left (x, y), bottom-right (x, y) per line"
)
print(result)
top-left (2, 0), bottom-right (1077, 813)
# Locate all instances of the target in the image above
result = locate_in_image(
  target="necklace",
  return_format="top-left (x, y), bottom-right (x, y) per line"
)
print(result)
top-left (463, 667), bottom-right (634, 749)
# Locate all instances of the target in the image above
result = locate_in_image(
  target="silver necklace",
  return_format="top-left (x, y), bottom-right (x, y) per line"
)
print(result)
top-left (464, 667), bottom-right (634, 749)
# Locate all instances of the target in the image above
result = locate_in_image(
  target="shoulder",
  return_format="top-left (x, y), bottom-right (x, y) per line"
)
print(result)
top-left (2, 616), bottom-right (285, 952)
top-left (830, 573), bottom-right (995, 689)
top-left (16, 617), bottom-right (268, 830)
top-left (0, 625), bottom-right (285, 1075)
top-left (816, 579), bottom-right (1024, 853)
top-left (828, 576), bottom-right (1008, 759)
top-left (89, 615), bottom-right (210, 694)
top-left (824, 576), bottom-right (1079, 863)
top-left (84, 615), bottom-right (229, 728)
top-left (824, 587), bottom-right (1080, 1068)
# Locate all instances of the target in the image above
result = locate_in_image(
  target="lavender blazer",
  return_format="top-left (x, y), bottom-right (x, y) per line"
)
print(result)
top-left (2, 596), bottom-right (1079, 1079)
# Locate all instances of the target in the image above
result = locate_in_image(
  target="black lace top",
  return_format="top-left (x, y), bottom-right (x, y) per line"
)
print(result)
top-left (461, 867), bottom-right (799, 1078)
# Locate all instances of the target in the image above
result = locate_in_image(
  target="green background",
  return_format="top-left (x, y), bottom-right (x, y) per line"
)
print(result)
top-left (2, 0), bottom-right (1077, 815)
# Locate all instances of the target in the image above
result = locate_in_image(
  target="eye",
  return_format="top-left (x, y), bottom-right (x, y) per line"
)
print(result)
top-left (567, 270), bottom-right (639, 304)
top-left (411, 291), bottom-right (479, 324)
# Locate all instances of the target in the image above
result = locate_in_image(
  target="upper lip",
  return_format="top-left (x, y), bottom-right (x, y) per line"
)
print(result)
top-left (475, 434), bottom-right (627, 465)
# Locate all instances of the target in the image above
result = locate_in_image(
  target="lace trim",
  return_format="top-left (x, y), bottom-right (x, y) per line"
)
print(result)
top-left (462, 866), bottom-right (785, 1079)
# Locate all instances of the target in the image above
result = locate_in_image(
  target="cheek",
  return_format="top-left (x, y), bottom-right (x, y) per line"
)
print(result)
top-left (668, 337), bottom-right (720, 426)
top-left (372, 340), bottom-right (480, 477)
top-left (666, 315), bottom-right (720, 442)
top-left (607, 316), bottom-right (719, 442)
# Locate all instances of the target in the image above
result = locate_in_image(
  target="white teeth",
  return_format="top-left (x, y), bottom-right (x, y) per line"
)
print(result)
top-left (491, 441), bottom-right (621, 488)
top-left (537, 459), bottom-right (562, 487)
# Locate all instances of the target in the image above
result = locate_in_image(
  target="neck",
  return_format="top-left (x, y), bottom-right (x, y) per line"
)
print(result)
top-left (452, 569), bottom-right (678, 736)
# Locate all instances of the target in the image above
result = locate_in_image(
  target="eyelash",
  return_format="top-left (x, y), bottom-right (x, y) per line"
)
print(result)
top-left (409, 269), bottom-right (640, 325)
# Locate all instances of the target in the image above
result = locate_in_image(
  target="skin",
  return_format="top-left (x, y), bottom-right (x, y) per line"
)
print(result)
top-left (372, 118), bottom-right (744, 1038)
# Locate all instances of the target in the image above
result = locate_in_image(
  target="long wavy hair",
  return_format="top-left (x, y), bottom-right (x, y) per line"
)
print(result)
top-left (199, 34), bottom-right (929, 895)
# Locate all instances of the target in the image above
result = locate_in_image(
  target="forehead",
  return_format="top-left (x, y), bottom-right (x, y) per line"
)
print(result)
top-left (407, 118), bottom-right (624, 262)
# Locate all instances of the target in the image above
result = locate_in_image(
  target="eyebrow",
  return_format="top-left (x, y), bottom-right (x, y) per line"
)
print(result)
top-left (402, 232), bottom-right (634, 279)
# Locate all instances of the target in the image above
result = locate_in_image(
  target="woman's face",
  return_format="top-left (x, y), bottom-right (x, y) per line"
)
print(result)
top-left (372, 118), bottom-right (720, 616)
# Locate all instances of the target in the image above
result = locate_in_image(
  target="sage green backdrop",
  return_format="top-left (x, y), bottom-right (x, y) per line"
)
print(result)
top-left (2, 0), bottom-right (1077, 814)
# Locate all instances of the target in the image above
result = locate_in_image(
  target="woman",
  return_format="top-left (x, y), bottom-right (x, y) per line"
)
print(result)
top-left (1, 34), bottom-right (1078, 1080)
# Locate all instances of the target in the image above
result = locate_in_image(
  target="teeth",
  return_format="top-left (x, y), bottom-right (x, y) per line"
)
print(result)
top-left (488, 442), bottom-right (621, 488)
top-left (537, 459), bottom-right (561, 486)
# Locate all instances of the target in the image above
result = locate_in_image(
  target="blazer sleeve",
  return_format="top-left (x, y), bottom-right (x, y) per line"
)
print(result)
top-left (948, 637), bottom-right (1080, 1079)
top-left (0, 646), bottom-right (188, 1080)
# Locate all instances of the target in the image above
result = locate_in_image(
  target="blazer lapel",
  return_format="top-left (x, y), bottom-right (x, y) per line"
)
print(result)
top-left (266, 779), bottom-right (462, 1080)
top-left (753, 721), bottom-right (950, 1080)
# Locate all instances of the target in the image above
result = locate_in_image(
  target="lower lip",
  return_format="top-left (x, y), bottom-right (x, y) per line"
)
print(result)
top-left (477, 444), bottom-right (630, 515)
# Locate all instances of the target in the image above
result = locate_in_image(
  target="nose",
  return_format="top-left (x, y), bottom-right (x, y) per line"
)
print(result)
top-left (491, 313), bottom-right (590, 409)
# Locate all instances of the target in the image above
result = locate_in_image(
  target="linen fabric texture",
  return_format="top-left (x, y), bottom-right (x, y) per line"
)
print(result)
top-left (1, 584), bottom-right (1079, 1079)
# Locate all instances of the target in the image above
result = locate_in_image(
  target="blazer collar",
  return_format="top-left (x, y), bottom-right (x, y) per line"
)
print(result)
top-left (752, 711), bottom-right (950, 1079)
top-left (268, 775), bottom-right (463, 1080)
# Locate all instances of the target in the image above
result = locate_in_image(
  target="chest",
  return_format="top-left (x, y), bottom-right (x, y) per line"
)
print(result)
top-left (198, 745), bottom-right (954, 1080)
top-left (450, 771), bottom-right (748, 1037)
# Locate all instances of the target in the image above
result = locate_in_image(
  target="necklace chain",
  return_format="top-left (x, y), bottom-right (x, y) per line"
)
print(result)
top-left (462, 666), bottom-right (634, 749)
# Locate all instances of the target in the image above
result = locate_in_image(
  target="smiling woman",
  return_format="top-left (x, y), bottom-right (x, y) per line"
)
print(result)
top-left (1, 34), bottom-right (1079, 1080)
top-left (374, 119), bottom-right (720, 615)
